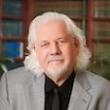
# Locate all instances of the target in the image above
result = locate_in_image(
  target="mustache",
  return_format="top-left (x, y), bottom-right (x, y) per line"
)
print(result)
top-left (47, 56), bottom-right (64, 62)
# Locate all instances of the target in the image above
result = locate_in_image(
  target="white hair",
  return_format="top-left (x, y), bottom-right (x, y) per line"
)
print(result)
top-left (24, 12), bottom-right (91, 76)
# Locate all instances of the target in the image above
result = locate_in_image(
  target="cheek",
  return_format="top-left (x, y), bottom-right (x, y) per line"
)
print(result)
top-left (62, 48), bottom-right (72, 61)
top-left (64, 46), bottom-right (78, 61)
top-left (36, 49), bottom-right (48, 66)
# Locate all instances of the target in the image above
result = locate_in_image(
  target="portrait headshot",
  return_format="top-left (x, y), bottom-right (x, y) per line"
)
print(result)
top-left (0, 12), bottom-right (110, 110)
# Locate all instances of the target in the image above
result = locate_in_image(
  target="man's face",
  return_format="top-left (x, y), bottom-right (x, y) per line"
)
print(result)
top-left (34, 20), bottom-right (79, 84)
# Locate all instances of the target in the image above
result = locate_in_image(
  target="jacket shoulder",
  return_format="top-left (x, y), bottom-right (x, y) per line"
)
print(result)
top-left (83, 71), bottom-right (110, 94)
top-left (0, 67), bottom-right (35, 88)
top-left (86, 71), bottom-right (110, 86)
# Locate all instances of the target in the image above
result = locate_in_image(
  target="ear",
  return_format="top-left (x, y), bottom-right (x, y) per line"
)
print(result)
top-left (73, 38), bottom-right (80, 56)
top-left (33, 43), bottom-right (38, 51)
top-left (74, 37), bottom-right (80, 48)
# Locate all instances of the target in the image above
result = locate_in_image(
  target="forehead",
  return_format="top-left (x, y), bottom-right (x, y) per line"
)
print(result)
top-left (36, 20), bottom-right (71, 41)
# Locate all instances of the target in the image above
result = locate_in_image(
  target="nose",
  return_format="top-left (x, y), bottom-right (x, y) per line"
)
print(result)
top-left (49, 42), bottom-right (61, 55)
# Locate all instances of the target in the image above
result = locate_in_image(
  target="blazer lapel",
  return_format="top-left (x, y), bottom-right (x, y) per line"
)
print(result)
top-left (29, 74), bottom-right (45, 110)
top-left (68, 71), bottom-right (92, 110)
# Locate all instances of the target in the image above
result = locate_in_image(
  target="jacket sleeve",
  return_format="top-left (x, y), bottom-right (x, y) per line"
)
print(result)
top-left (0, 73), bottom-right (11, 110)
top-left (107, 100), bottom-right (110, 110)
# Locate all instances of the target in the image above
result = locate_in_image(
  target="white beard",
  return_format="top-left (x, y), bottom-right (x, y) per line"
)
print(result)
top-left (46, 63), bottom-right (69, 81)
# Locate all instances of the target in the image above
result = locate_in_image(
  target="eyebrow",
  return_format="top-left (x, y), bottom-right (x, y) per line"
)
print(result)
top-left (38, 34), bottom-right (70, 43)
top-left (56, 35), bottom-right (71, 40)
top-left (39, 40), bottom-right (48, 44)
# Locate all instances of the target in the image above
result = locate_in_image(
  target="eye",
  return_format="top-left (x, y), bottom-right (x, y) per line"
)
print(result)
top-left (58, 38), bottom-right (67, 44)
top-left (40, 42), bottom-right (49, 48)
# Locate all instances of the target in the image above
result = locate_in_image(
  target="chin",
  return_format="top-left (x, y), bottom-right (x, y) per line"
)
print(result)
top-left (46, 64), bottom-right (69, 79)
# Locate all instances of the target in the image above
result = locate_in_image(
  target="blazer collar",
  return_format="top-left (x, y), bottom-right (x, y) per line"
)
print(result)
top-left (68, 71), bottom-right (92, 110)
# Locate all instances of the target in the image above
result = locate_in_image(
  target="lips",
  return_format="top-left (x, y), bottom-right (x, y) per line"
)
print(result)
top-left (47, 56), bottom-right (64, 63)
top-left (49, 59), bottom-right (63, 63)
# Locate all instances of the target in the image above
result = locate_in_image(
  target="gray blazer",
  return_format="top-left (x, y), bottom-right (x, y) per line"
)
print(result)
top-left (0, 67), bottom-right (110, 110)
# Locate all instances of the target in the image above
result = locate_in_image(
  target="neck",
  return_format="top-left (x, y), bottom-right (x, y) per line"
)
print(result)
top-left (53, 78), bottom-right (66, 87)
top-left (45, 68), bottom-right (74, 86)
top-left (51, 72), bottom-right (73, 87)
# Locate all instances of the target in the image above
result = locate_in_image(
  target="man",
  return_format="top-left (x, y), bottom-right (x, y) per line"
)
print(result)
top-left (0, 12), bottom-right (110, 110)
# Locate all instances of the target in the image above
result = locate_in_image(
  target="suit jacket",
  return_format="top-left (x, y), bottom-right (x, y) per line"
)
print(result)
top-left (0, 67), bottom-right (110, 110)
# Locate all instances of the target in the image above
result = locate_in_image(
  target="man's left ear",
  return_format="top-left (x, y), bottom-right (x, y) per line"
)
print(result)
top-left (74, 38), bottom-right (80, 48)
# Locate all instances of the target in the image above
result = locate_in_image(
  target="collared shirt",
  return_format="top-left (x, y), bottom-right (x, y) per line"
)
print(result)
top-left (45, 72), bottom-right (75, 110)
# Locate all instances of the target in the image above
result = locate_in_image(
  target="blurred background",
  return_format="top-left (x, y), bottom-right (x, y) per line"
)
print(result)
top-left (0, 0), bottom-right (110, 80)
